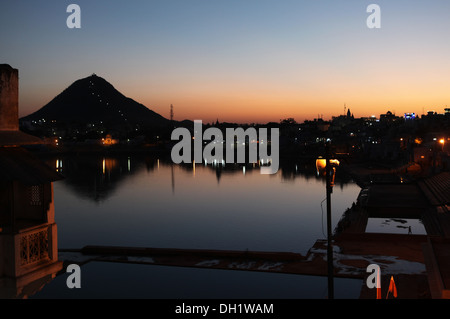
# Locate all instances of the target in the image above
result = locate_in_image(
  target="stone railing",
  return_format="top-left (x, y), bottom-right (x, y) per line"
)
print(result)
top-left (19, 226), bottom-right (50, 266)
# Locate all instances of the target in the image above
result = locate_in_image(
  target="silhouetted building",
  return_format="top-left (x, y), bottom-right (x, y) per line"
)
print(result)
top-left (380, 111), bottom-right (400, 123)
top-left (0, 65), bottom-right (63, 298)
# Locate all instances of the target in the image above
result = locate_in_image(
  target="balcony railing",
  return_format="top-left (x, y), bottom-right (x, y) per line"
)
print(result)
top-left (19, 226), bottom-right (50, 266)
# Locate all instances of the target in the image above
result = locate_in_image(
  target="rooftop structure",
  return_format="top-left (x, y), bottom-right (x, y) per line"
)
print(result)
top-left (0, 64), bottom-right (41, 146)
top-left (0, 65), bottom-right (63, 298)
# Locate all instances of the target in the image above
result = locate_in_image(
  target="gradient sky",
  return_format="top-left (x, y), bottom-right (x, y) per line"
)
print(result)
top-left (1, 0), bottom-right (450, 124)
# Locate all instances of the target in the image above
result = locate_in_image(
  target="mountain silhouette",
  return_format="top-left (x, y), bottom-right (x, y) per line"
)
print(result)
top-left (21, 74), bottom-right (170, 128)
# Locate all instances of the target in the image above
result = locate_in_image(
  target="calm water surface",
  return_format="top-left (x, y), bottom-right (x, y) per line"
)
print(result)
top-left (35, 154), bottom-right (366, 299)
top-left (52, 154), bottom-right (361, 254)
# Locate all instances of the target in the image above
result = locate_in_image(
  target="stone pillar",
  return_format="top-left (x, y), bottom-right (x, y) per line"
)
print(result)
top-left (0, 64), bottom-right (19, 131)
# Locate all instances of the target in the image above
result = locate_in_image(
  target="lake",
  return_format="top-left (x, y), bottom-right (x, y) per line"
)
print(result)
top-left (51, 154), bottom-right (361, 253)
top-left (33, 153), bottom-right (365, 298)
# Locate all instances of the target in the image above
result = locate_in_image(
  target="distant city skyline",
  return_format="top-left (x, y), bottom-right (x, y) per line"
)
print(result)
top-left (1, 0), bottom-right (450, 124)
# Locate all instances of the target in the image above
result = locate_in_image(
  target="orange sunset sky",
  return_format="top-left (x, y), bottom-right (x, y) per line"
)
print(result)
top-left (1, 1), bottom-right (450, 124)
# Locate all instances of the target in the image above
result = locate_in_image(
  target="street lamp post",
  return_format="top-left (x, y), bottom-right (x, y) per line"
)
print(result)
top-left (315, 142), bottom-right (339, 299)
top-left (325, 141), bottom-right (334, 299)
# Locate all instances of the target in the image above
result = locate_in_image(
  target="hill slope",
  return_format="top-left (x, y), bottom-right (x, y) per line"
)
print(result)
top-left (21, 74), bottom-right (170, 128)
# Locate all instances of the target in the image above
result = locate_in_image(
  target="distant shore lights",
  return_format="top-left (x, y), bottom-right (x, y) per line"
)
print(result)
top-left (171, 120), bottom-right (279, 174)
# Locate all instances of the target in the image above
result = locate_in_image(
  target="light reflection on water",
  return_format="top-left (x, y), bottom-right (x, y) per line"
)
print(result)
top-left (52, 155), bottom-right (361, 255)
top-left (34, 154), bottom-right (364, 299)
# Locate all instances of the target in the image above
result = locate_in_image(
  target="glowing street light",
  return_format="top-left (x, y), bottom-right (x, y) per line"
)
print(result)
top-left (439, 138), bottom-right (445, 152)
top-left (316, 158), bottom-right (340, 188)
top-left (316, 142), bottom-right (340, 299)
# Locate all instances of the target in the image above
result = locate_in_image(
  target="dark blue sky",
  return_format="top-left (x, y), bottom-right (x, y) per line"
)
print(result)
top-left (1, 1), bottom-right (450, 123)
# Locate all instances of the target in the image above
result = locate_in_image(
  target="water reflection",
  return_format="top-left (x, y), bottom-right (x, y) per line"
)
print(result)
top-left (47, 155), bottom-right (156, 202)
top-left (47, 153), bottom-right (362, 257)
top-left (50, 154), bottom-right (356, 202)
top-left (1, 152), bottom-right (362, 298)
